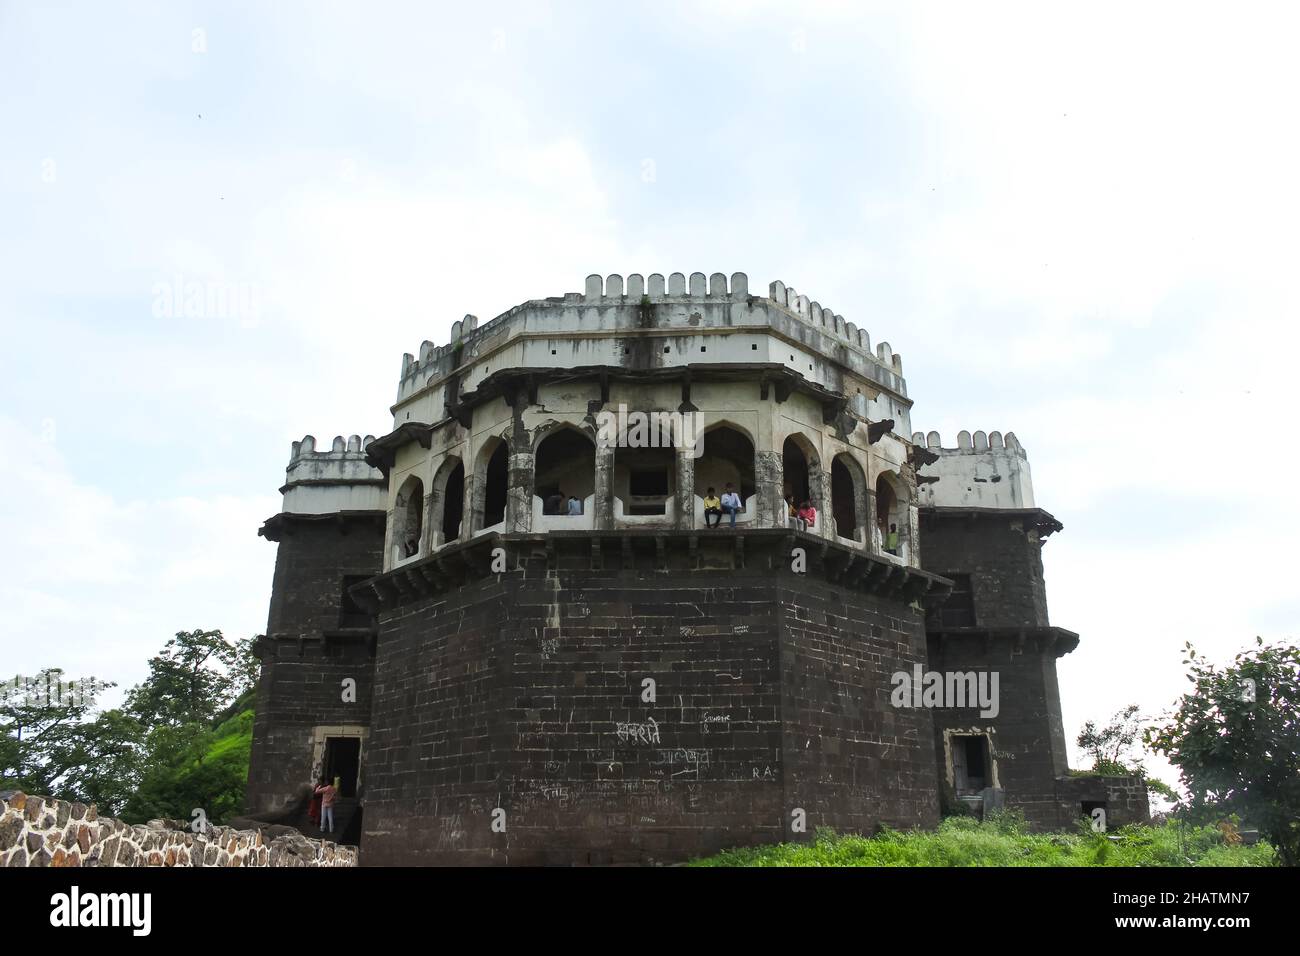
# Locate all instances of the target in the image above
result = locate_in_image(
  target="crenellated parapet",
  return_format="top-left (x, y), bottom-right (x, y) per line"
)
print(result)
top-left (392, 271), bottom-right (911, 413)
top-left (910, 429), bottom-right (1035, 510)
top-left (281, 434), bottom-right (387, 516)
top-left (767, 279), bottom-right (897, 374)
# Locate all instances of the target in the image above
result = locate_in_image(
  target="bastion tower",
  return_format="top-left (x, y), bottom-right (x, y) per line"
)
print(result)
top-left (247, 271), bottom-right (1147, 864)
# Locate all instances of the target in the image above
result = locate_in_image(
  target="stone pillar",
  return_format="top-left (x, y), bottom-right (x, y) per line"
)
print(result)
top-left (506, 387), bottom-right (534, 533)
top-left (865, 488), bottom-right (880, 553)
top-left (423, 491), bottom-right (438, 551)
top-left (594, 443), bottom-right (616, 530)
top-left (852, 480), bottom-right (871, 548)
top-left (675, 447), bottom-right (696, 530)
top-left (465, 471), bottom-right (485, 534)
top-left (906, 503), bottom-right (921, 566)
top-left (507, 448), bottom-right (534, 534)
top-left (814, 468), bottom-right (831, 538)
top-left (755, 450), bottom-right (783, 528)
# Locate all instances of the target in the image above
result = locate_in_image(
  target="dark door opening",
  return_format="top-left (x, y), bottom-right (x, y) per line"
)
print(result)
top-left (951, 734), bottom-right (991, 794)
top-left (323, 737), bottom-right (361, 798)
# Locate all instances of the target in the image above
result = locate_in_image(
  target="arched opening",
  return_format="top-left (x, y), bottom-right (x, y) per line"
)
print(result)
top-left (394, 475), bottom-right (424, 559)
top-left (614, 415), bottom-right (676, 518)
top-left (434, 458), bottom-right (464, 544)
top-left (832, 454), bottom-right (864, 542)
top-left (781, 434), bottom-right (819, 529)
top-left (535, 426), bottom-right (595, 516)
top-left (876, 471), bottom-right (907, 557)
top-left (697, 424), bottom-right (755, 527)
top-left (478, 438), bottom-right (508, 530)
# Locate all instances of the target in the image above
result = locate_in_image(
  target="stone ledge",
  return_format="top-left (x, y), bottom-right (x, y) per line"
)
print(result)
top-left (349, 527), bottom-right (952, 615)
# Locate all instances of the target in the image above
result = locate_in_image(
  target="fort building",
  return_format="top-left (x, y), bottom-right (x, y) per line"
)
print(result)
top-left (247, 271), bottom-right (1148, 864)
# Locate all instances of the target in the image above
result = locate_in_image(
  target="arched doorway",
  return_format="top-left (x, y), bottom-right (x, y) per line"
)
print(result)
top-left (431, 457), bottom-right (464, 546)
top-left (477, 438), bottom-right (508, 531)
top-left (876, 471), bottom-right (906, 556)
top-left (781, 434), bottom-right (820, 528)
top-left (393, 475), bottom-right (424, 560)
top-left (696, 424), bottom-right (755, 525)
top-left (831, 454), bottom-right (865, 542)
top-left (535, 426), bottom-right (596, 515)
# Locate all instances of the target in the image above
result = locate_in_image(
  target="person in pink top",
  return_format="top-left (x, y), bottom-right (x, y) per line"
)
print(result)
top-left (798, 500), bottom-right (817, 529)
top-left (314, 778), bottom-right (338, 833)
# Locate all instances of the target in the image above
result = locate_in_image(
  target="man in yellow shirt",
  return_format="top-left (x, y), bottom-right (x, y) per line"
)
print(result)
top-left (703, 487), bottom-right (722, 528)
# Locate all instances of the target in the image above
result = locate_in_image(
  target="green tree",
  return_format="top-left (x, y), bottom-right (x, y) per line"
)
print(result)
top-left (1146, 638), bottom-right (1300, 866)
top-left (125, 629), bottom-right (242, 727)
top-left (1078, 703), bottom-right (1145, 776)
top-left (0, 669), bottom-right (116, 795)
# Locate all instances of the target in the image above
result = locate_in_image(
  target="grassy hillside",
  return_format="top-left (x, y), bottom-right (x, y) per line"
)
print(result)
top-left (690, 815), bottom-right (1277, 867)
top-left (120, 707), bottom-right (254, 825)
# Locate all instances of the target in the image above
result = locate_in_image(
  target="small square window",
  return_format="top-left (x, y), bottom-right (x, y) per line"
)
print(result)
top-left (663, 346), bottom-right (670, 353)
top-left (551, 349), bottom-right (556, 355)
top-left (700, 346), bottom-right (707, 353)
top-left (751, 343), bottom-right (758, 350)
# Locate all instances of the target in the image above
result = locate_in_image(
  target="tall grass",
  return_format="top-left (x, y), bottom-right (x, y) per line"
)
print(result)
top-left (690, 814), bottom-right (1276, 867)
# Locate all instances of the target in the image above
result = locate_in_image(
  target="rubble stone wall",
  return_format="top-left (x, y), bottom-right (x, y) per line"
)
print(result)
top-left (0, 791), bottom-right (356, 867)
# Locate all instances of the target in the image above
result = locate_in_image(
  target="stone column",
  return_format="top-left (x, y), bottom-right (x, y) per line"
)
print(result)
top-left (906, 503), bottom-right (921, 566)
top-left (755, 449), bottom-right (784, 528)
top-left (594, 443), bottom-right (616, 530)
top-left (675, 446), bottom-right (696, 530)
top-left (423, 490), bottom-right (438, 551)
top-left (865, 488), bottom-right (880, 553)
top-left (466, 471), bottom-right (485, 535)
top-left (506, 386), bottom-right (534, 533)
top-left (814, 468), bottom-right (831, 538)
top-left (852, 480), bottom-right (871, 548)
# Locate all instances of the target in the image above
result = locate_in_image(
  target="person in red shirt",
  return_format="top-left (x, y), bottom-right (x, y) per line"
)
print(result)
top-left (798, 500), bottom-right (816, 529)
top-left (314, 778), bottom-right (338, 833)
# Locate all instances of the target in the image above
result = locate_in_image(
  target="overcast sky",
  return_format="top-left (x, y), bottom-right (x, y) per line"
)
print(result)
top-left (2, 1), bottom-right (1296, 791)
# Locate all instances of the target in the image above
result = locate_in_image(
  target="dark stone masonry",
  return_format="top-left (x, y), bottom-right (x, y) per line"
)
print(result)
top-left (246, 272), bottom-right (1148, 864)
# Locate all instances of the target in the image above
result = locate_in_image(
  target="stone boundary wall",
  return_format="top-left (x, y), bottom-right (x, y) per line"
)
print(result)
top-left (0, 791), bottom-right (357, 867)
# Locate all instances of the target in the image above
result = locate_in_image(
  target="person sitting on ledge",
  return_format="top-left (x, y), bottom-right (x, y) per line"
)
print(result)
top-left (567, 495), bottom-right (582, 516)
top-left (721, 484), bottom-right (742, 527)
top-left (545, 489), bottom-right (564, 515)
top-left (886, 523), bottom-right (900, 555)
top-left (798, 500), bottom-right (816, 529)
top-left (786, 494), bottom-right (804, 531)
top-left (703, 487), bottom-right (722, 527)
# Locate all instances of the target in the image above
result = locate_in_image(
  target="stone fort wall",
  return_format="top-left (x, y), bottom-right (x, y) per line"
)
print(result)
top-left (357, 532), bottom-right (942, 865)
top-left (0, 791), bottom-right (356, 867)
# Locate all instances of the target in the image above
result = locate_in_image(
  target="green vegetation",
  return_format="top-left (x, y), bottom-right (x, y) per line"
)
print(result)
top-left (1146, 638), bottom-right (1300, 866)
top-left (690, 815), bottom-right (1276, 867)
top-left (1, 629), bottom-right (257, 825)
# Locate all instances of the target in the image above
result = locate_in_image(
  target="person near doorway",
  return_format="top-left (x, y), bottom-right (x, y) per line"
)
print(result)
top-left (886, 523), bottom-right (900, 555)
top-left (720, 484), bottom-right (742, 527)
top-left (307, 785), bottom-right (322, 827)
top-left (703, 487), bottom-right (722, 527)
top-left (315, 778), bottom-right (337, 833)
top-left (403, 531), bottom-right (419, 557)
top-left (798, 500), bottom-right (816, 529)
top-left (546, 489), bottom-right (564, 515)
top-left (567, 495), bottom-right (582, 516)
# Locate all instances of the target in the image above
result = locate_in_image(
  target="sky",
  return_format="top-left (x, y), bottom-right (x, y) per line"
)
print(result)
top-left (1, 0), bottom-right (1296, 793)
